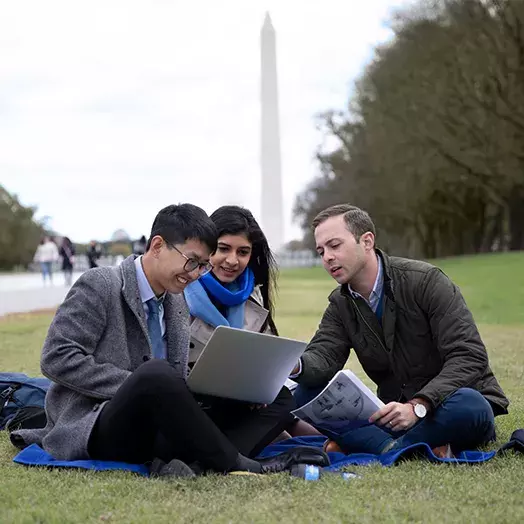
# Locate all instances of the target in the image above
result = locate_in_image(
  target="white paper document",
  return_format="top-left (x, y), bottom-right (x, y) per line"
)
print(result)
top-left (291, 370), bottom-right (385, 432)
top-left (284, 378), bottom-right (298, 392)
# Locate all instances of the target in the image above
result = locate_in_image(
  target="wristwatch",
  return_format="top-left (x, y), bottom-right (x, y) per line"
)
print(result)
top-left (408, 400), bottom-right (428, 419)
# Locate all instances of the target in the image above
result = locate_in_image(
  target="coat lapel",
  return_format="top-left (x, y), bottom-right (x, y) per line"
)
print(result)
top-left (243, 299), bottom-right (269, 333)
top-left (120, 255), bottom-right (151, 353)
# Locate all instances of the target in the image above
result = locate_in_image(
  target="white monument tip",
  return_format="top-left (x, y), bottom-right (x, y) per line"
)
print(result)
top-left (262, 12), bottom-right (274, 31)
top-left (260, 8), bottom-right (283, 251)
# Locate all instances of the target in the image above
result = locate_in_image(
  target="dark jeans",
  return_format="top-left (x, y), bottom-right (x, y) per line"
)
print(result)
top-left (88, 360), bottom-right (295, 471)
top-left (294, 385), bottom-right (495, 454)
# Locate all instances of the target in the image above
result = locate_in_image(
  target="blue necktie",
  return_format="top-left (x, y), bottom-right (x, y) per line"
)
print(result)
top-left (146, 298), bottom-right (165, 359)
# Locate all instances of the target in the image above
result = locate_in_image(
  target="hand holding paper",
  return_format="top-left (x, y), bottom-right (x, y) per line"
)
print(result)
top-left (369, 402), bottom-right (418, 432)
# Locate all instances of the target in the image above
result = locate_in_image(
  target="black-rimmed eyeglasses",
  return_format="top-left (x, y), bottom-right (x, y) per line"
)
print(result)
top-left (164, 241), bottom-right (213, 276)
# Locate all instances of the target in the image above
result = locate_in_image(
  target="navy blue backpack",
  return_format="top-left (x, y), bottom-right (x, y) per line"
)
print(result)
top-left (0, 373), bottom-right (51, 431)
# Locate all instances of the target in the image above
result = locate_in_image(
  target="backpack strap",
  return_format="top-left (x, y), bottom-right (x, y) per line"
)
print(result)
top-left (1, 385), bottom-right (20, 408)
top-left (498, 429), bottom-right (524, 454)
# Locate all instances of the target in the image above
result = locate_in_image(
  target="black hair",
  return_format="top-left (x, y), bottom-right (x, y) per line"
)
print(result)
top-left (147, 204), bottom-right (217, 252)
top-left (210, 205), bottom-right (279, 335)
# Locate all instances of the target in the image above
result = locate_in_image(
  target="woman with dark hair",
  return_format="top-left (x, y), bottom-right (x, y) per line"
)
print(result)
top-left (184, 206), bottom-right (319, 457)
top-left (59, 236), bottom-right (75, 286)
top-left (185, 205), bottom-right (278, 352)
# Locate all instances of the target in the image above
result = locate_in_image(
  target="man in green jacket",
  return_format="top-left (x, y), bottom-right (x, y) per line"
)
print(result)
top-left (291, 204), bottom-right (508, 456)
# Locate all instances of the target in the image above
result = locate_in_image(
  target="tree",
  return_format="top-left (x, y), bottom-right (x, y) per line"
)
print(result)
top-left (109, 242), bottom-right (132, 257)
top-left (0, 185), bottom-right (44, 270)
top-left (295, 0), bottom-right (524, 258)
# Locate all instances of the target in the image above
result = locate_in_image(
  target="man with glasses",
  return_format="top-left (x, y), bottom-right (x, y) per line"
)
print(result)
top-left (13, 204), bottom-right (328, 478)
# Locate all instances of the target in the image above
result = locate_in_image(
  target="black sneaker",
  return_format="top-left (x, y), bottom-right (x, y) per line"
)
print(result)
top-left (258, 446), bottom-right (330, 474)
top-left (149, 458), bottom-right (197, 479)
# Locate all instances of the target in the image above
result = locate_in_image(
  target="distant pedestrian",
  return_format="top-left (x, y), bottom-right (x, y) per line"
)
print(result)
top-left (87, 241), bottom-right (101, 269)
top-left (34, 236), bottom-right (59, 285)
top-left (132, 235), bottom-right (147, 256)
top-left (59, 237), bottom-right (76, 286)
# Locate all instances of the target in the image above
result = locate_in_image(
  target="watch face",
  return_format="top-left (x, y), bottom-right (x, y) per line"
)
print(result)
top-left (414, 403), bottom-right (427, 418)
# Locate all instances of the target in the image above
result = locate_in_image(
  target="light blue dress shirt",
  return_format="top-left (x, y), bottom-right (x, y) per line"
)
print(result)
top-left (347, 255), bottom-right (384, 313)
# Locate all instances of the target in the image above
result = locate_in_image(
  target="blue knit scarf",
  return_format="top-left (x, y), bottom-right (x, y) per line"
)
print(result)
top-left (184, 268), bottom-right (255, 329)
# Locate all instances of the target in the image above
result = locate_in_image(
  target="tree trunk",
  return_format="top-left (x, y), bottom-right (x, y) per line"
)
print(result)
top-left (508, 187), bottom-right (524, 251)
top-left (481, 206), bottom-right (505, 252)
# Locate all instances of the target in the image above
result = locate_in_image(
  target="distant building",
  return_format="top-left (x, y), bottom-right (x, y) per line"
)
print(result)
top-left (110, 229), bottom-right (131, 243)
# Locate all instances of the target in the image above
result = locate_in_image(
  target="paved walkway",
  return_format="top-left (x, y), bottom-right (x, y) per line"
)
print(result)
top-left (0, 272), bottom-right (84, 316)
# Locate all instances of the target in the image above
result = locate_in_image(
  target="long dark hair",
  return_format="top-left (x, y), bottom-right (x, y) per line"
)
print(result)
top-left (210, 206), bottom-right (279, 334)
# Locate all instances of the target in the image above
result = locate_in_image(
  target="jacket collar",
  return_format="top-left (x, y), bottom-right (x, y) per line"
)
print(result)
top-left (133, 255), bottom-right (166, 305)
top-left (121, 255), bottom-right (142, 307)
top-left (339, 248), bottom-right (396, 352)
top-left (339, 248), bottom-right (393, 299)
top-left (374, 248), bottom-right (394, 298)
top-left (347, 254), bottom-right (384, 307)
top-left (375, 248), bottom-right (396, 351)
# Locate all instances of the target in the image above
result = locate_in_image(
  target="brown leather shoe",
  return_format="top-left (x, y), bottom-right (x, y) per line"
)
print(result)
top-left (432, 444), bottom-right (454, 459)
top-left (323, 439), bottom-right (344, 454)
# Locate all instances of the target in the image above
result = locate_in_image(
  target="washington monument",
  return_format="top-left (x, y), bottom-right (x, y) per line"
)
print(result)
top-left (260, 12), bottom-right (284, 251)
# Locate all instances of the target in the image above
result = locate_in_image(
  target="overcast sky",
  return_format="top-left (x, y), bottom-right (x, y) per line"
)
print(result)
top-left (0, 0), bottom-right (406, 244)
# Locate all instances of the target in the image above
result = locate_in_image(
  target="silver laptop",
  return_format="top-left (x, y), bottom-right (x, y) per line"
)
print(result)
top-left (186, 325), bottom-right (306, 404)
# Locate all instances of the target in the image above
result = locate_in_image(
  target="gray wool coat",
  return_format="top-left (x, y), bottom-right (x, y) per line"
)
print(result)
top-left (12, 255), bottom-right (190, 460)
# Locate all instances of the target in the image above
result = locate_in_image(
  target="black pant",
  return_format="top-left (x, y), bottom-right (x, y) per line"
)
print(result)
top-left (197, 390), bottom-right (295, 458)
top-left (88, 360), bottom-right (295, 471)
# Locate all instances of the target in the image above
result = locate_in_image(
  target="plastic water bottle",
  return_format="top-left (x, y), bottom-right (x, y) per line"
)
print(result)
top-left (290, 464), bottom-right (359, 481)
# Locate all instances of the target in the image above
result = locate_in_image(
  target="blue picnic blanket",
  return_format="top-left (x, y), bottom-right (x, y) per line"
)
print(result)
top-left (13, 443), bottom-right (149, 476)
top-left (13, 436), bottom-right (499, 476)
top-left (257, 436), bottom-right (497, 469)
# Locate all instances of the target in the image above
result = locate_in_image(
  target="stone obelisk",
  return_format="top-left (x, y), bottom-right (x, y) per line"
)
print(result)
top-left (260, 12), bottom-right (284, 252)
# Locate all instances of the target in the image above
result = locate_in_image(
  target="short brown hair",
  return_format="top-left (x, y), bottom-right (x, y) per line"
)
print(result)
top-left (312, 204), bottom-right (376, 241)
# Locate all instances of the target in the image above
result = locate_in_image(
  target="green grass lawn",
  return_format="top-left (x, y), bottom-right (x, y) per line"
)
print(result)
top-left (1, 252), bottom-right (524, 523)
